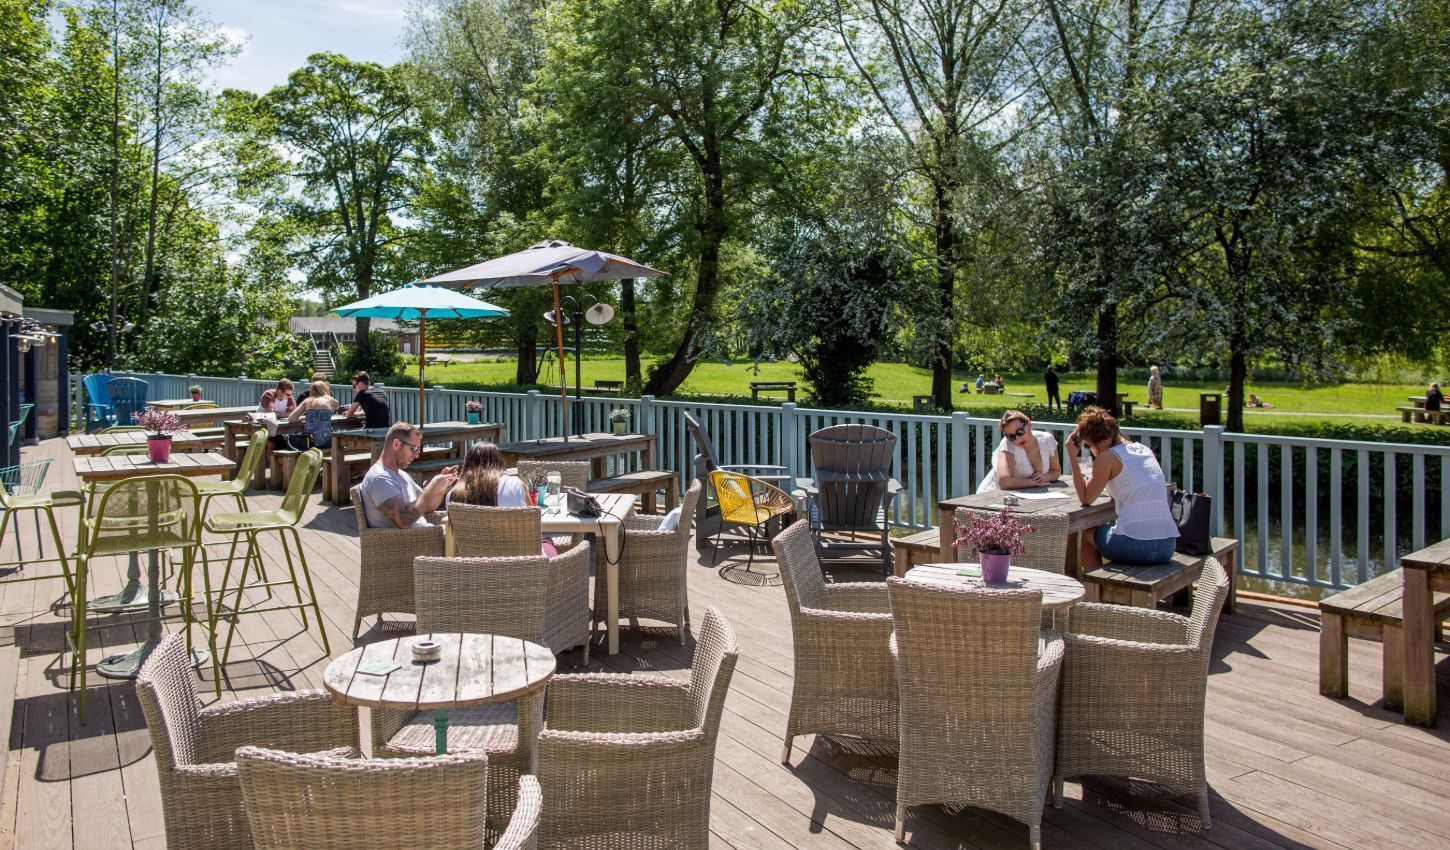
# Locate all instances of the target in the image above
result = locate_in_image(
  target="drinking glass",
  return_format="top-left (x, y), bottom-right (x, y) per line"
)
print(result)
top-left (546, 471), bottom-right (562, 501)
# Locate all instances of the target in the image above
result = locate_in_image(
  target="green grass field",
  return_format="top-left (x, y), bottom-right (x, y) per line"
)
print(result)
top-left (407, 356), bottom-right (1438, 428)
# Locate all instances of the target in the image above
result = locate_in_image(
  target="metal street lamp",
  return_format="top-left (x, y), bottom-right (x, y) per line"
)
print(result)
top-left (544, 296), bottom-right (615, 433)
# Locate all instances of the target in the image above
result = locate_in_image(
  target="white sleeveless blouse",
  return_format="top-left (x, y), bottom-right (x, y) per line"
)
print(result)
top-left (1105, 442), bottom-right (1179, 540)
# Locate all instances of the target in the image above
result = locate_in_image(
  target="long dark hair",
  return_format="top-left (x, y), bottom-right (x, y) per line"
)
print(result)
top-left (454, 442), bottom-right (506, 506)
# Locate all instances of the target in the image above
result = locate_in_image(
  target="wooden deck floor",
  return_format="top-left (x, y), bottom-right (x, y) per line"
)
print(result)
top-left (3, 436), bottom-right (1450, 849)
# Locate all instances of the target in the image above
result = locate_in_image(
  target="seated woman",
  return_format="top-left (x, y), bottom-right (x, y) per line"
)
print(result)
top-left (448, 442), bottom-right (530, 508)
top-left (1067, 406), bottom-right (1178, 568)
top-left (285, 380), bottom-right (339, 449)
top-left (976, 410), bottom-right (1061, 493)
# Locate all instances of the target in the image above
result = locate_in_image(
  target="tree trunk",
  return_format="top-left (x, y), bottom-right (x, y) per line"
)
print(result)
top-left (139, 26), bottom-right (164, 328)
top-left (1226, 344), bottom-right (1246, 433)
top-left (515, 322), bottom-right (539, 384)
top-left (931, 182), bottom-right (956, 410)
top-left (106, 0), bottom-right (122, 370)
top-left (622, 277), bottom-right (640, 386)
top-left (1095, 303), bottom-right (1119, 417)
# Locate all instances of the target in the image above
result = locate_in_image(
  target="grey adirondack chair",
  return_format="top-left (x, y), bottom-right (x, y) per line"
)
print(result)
top-left (796, 424), bottom-right (901, 574)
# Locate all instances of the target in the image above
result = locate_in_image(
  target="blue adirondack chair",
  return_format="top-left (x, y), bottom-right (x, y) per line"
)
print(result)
top-left (8, 404), bottom-right (33, 445)
top-left (106, 378), bottom-right (149, 429)
top-left (83, 374), bottom-right (114, 432)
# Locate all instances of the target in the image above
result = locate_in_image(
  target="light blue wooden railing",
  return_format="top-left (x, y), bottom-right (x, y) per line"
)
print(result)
top-left (100, 370), bottom-right (1450, 592)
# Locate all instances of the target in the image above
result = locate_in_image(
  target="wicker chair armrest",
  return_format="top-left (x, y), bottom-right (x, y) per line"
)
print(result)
top-left (496, 775), bottom-right (541, 850)
top-left (1068, 602), bottom-right (1190, 645)
top-left (196, 690), bottom-right (357, 761)
top-left (623, 513), bottom-right (666, 533)
top-left (546, 674), bottom-right (693, 734)
top-left (819, 582), bottom-right (892, 615)
top-left (1064, 631), bottom-right (1202, 662)
top-left (1037, 630), bottom-right (1065, 677)
top-left (360, 523), bottom-right (445, 561)
top-left (426, 510), bottom-right (446, 524)
top-left (172, 761), bottom-right (239, 781)
top-left (539, 726), bottom-right (706, 751)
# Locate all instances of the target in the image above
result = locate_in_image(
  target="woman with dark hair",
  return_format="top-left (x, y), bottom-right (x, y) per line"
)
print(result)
top-left (448, 442), bottom-right (529, 507)
top-left (1067, 406), bottom-right (1178, 568)
top-left (976, 410), bottom-right (1060, 493)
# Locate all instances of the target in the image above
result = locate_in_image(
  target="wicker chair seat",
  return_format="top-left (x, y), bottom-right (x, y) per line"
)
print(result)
top-left (383, 703), bottom-right (519, 755)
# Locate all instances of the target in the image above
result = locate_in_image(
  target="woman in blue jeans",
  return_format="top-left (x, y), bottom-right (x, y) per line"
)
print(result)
top-left (1067, 406), bottom-right (1179, 568)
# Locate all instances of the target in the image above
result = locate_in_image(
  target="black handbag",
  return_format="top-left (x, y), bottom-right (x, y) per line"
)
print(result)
top-left (565, 487), bottom-right (603, 517)
top-left (1167, 485), bottom-right (1212, 557)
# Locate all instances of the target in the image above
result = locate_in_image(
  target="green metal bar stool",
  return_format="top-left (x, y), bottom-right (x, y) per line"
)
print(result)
top-left (197, 428), bottom-right (267, 518)
top-left (0, 458), bottom-right (84, 599)
top-left (202, 448), bottom-right (330, 688)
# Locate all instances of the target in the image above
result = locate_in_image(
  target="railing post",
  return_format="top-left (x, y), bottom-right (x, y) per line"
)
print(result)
top-left (1203, 425), bottom-right (1224, 536)
top-left (640, 394), bottom-right (656, 437)
top-left (431, 384), bottom-right (445, 423)
top-left (951, 411), bottom-right (970, 498)
top-left (781, 402), bottom-right (800, 477)
top-left (526, 390), bottom-right (541, 440)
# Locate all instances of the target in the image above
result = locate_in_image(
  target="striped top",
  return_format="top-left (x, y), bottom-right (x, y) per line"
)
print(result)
top-left (1105, 442), bottom-right (1179, 540)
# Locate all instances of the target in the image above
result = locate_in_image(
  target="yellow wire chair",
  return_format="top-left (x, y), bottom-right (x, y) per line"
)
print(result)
top-left (0, 458), bottom-right (84, 599)
top-left (183, 402), bottom-right (218, 409)
top-left (202, 448), bottom-right (330, 692)
top-left (707, 470), bottom-right (795, 575)
top-left (69, 473), bottom-right (207, 723)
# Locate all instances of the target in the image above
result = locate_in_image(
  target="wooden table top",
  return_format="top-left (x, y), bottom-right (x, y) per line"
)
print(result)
top-left (1402, 539), bottom-right (1450, 572)
top-left (167, 405), bottom-right (257, 426)
top-left (941, 482), bottom-right (1114, 532)
top-left (333, 421), bottom-right (504, 442)
top-left (904, 563), bottom-right (1086, 610)
top-left (67, 430), bottom-right (202, 455)
top-left (499, 432), bottom-right (654, 460)
top-left (323, 633), bottom-right (555, 711)
top-left (72, 452), bottom-right (236, 482)
top-left (538, 492), bottom-right (636, 531)
top-left (149, 399), bottom-right (213, 410)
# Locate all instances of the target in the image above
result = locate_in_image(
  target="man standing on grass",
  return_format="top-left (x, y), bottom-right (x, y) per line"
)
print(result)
top-left (1044, 365), bottom-right (1062, 411)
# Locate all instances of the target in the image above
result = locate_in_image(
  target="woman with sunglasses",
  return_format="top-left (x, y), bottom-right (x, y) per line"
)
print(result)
top-left (975, 410), bottom-right (1061, 493)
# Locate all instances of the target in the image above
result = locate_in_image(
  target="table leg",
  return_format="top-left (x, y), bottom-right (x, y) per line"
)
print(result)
top-left (223, 425), bottom-right (237, 463)
top-left (434, 708), bottom-right (449, 754)
top-left (92, 552), bottom-right (177, 614)
top-left (1402, 568), bottom-right (1435, 725)
top-left (938, 506), bottom-right (954, 561)
top-left (97, 549), bottom-right (207, 679)
top-left (607, 528), bottom-right (619, 655)
top-left (331, 435), bottom-right (348, 505)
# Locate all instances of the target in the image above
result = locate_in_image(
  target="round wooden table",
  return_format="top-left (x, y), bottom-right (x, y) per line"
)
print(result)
top-left (324, 633), bottom-right (555, 754)
top-left (904, 563), bottom-right (1086, 610)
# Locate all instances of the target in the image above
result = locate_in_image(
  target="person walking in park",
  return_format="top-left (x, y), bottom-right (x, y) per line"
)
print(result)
top-left (1427, 382), bottom-right (1443, 412)
top-left (1044, 365), bottom-right (1062, 411)
top-left (1148, 366), bottom-right (1164, 409)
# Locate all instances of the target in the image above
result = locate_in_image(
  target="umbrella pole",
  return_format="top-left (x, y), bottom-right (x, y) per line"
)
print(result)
top-left (418, 314), bottom-right (426, 429)
top-left (551, 277), bottom-right (570, 439)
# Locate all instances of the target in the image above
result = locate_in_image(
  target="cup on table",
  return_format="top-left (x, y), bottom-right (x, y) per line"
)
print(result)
top-left (546, 471), bottom-right (562, 499)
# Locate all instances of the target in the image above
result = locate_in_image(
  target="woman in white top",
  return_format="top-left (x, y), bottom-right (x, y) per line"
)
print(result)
top-left (448, 442), bottom-right (529, 507)
top-left (976, 410), bottom-right (1062, 493)
top-left (1067, 406), bottom-right (1179, 567)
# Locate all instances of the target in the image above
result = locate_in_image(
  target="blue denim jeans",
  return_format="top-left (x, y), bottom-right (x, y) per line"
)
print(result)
top-left (1094, 524), bottom-right (1178, 565)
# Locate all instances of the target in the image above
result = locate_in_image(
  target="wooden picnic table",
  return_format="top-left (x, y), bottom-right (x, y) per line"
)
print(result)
top-left (224, 414), bottom-right (361, 490)
top-left (1400, 540), bottom-right (1450, 725)
top-left (750, 381), bottom-right (796, 402)
top-left (72, 451), bottom-right (235, 483)
top-left (67, 429), bottom-right (203, 456)
top-left (148, 398), bottom-right (212, 410)
top-left (323, 633), bottom-right (555, 754)
top-left (937, 482), bottom-right (1115, 573)
top-left (167, 404), bottom-right (257, 428)
top-left (330, 420), bottom-right (506, 505)
top-left (499, 432), bottom-right (656, 481)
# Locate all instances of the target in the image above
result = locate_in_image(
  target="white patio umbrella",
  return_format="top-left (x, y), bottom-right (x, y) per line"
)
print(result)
top-left (331, 284), bottom-right (508, 428)
top-left (418, 239), bottom-right (667, 439)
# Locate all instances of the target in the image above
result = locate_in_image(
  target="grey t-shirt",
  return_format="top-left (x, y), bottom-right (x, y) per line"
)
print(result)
top-left (361, 461), bottom-right (427, 528)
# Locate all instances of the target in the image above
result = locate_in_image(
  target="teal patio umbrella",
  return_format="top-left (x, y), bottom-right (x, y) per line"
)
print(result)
top-left (331, 284), bottom-right (508, 427)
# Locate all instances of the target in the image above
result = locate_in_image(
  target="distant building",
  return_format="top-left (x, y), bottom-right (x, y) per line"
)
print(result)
top-left (288, 316), bottom-right (419, 354)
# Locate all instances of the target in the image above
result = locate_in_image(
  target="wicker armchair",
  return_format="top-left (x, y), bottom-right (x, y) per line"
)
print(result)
top-left (772, 520), bottom-right (896, 763)
top-left (537, 606), bottom-right (738, 850)
top-left (371, 551), bottom-right (557, 837)
top-left (954, 506), bottom-right (1070, 573)
top-left (595, 480), bottom-right (701, 644)
top-left (237, 747), bottom-right (542, 850)
top-left (888, 577), bottom-right (1063, 850)
top-left (135, 633), bottom-right (357, 850)
top-left (349, 483), bottom-right (444, 638)
top-left (1053, 557), bottom-right (1230, 828)
top-left (448, 503), bottom-right (543, 557)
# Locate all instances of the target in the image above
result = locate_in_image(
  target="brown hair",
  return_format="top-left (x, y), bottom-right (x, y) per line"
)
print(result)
top-left (998, 409), bottom-right (1029, 432)
top-left (454, 442), bottom-right (505, 506)
top-left (276, 378), bottom-right (294, 392)
top-left (1074, 406), bottom-right (1121, 446)
top-left (351, 371), bottom-right (370, 386)
top-left (384, 421), bottom-right (417, 448)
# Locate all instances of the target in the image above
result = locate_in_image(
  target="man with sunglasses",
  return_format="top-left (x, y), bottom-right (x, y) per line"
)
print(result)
top-left (360, 422), bottom-right (459, 529)
top-left (342, 371), bottom-right (391, 428)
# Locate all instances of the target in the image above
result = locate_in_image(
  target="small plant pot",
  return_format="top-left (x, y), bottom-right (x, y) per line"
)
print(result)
top-left (147, 435), bottom-right (173, 464)
top-left (979, 551), bottom-right (1011, 583)
top-left (611, 421), bottom-right (627, 435)
top-left (466, 410), bottom-right (481, 424)
top-left (190, 392), bottom-right (202, 401)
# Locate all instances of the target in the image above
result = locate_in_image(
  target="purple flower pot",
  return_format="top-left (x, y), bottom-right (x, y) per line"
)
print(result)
top-left (147, 435), bottom-right (173, 464)
top-left (980, 551), bottom-right (1011, 583)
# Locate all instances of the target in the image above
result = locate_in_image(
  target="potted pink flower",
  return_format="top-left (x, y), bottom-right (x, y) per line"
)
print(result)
top-left (465, 399), bottom-right (484, 425)
top-left (954, 509), bottom-right (1034, 582)
top-left (134, 406), bottom-right (183, 463)
top-left (188, 384), bottom-right (203, 402)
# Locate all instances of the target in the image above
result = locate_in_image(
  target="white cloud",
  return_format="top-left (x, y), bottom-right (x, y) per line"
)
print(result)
top-left (327, 0), bottom-right (408, 23)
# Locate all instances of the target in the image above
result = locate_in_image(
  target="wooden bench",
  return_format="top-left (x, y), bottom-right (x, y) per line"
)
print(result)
top-left (1083, 537), bottom-right (1240, 612)
top-left (1319, 568), bottom-right (1450, 709)
top-left (586, 470), bottom-right (677, 514)
top-left (891, 528), bottom-right (941, 578)
top-left (588, 380), bottom-right (624, 396)
top-left (750, 381), bottom-right (796, 403)
top-left (424, 353), bottom-right (452, 366)
top-left (1397, 405), bottom-right (1450, 425)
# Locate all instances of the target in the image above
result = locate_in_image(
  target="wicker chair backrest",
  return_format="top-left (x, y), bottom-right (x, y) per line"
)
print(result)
top-left (772, 519), bottom-right (827, 614)
top-left (687, 606), bottom-right (739, 736)
top-left (135, 633), bottom-right (202, 769)
top-left (516, 459), bottom-right (589, 490)
top-left (953, 506), bottom-right (1071, 575)
top-left (236, 747), bottom-right (489, 850)
top-left (1186, 557), bottom-right (1230, 657)
top-left (447, 503), bottom-right (541, 557)
top-left (414, 554), bottom-right (551, 639)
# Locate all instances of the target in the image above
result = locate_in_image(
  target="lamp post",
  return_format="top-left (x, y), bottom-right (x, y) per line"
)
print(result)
top-left (544, 296), bottom-right (615, 435)
top-left (90, 318), bottom-right (135, 369)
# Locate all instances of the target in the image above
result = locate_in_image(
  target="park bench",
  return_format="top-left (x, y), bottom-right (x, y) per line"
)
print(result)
top-left (588, 380), bottom-right (624, 396)
top-left (1082, 537), bottom-right (1240, 612)
top-left (912, 395), bottom-right (939, 412)
top-left (586, 469), bottom-right (678, 514)
top-left (1116, 393), bottom-right (1137, 417)
top-left (1319, 568), bottom-right (1450, 709)
top-left (890, 528), bottom-right (942, 577)
top-left (424, 353), bottom-right (452, 366)
top-left (981, 384), bottom-right (1001, 395)
top-left (751, 381), bottom-right (796, 403)
top-left (1397, 405), bottom-right (1450, 425)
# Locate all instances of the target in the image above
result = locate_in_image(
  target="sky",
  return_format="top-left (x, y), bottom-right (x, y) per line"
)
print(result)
top-left (190, 0), bottom-right (408, 93)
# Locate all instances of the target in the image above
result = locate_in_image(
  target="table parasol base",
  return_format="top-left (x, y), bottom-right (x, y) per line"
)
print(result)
top-left (91, 583), bottom-right (179, 615)
top-left (96, 638), bottom-right (208, 680)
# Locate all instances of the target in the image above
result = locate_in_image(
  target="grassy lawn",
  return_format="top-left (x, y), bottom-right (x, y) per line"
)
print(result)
top-left (408, 356), bottom-right (1437, 428)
